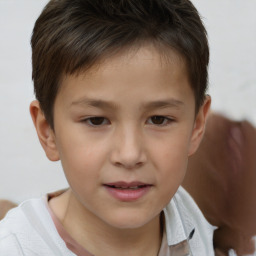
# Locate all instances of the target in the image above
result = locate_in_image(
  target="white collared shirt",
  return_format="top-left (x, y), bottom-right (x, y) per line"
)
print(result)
top-left (0, 186), bottom-right (215, 255)
top-left (163, 187), bottom-right (216, 255)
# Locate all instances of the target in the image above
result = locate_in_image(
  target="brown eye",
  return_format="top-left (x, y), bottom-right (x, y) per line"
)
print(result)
top-left (148, 116), bottom-right (173, 126)
top-left (150, 116), bottom-right (166, 125)
top-left (85, 117), bottom-right (109, 126)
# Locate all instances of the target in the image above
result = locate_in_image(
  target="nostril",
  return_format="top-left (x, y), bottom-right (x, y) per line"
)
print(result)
top-left (113, 160), bottom-right (144, 169)
top-left (114, 162), bottom-right (123, 168)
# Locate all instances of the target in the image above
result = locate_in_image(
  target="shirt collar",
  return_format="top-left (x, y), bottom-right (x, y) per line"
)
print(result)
top-left (163, 194), bottom-right (195, 247)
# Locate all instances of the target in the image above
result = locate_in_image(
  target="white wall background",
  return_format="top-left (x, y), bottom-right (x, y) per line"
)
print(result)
top-left (0, 0), bottom-right (255, 203)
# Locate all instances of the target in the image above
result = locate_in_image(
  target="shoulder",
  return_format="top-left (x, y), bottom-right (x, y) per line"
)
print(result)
top-left (0, 197), bottom-right (71, 255)
top-left (0, 199), bottom-right (37, 255)
top-left (0, 197), bottom-right (46, 235)
top-left (0, 198), bottom-right (46, 255)
top-left (165, 186), bottom-right (216, 256)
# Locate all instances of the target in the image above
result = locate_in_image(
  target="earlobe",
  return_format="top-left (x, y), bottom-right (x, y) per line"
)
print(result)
top-left (30, 100), bottom-right (60, 161)
top-left (188, 95), bottom-right (211, 156)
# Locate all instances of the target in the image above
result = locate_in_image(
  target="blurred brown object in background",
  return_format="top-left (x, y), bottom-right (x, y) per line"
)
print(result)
top-left (0, 200), bottom-right (17, 220)
top-left (183, 112), bottom-right (256, 256)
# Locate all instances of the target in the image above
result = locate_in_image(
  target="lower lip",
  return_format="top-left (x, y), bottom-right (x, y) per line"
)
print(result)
top-left (104, 185), bottom-right (152, 202)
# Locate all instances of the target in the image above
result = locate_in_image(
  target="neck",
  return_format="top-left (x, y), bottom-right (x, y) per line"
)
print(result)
top-left (50, 189), bottom-right (162, 256)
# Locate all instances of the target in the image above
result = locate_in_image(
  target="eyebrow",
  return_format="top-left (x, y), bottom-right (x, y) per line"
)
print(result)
top-left (71, 98), bottom-right (119, 110)
top-left (142, 99), bottom-right (184, 110)
top-left (71, 97), bottom-right (184, 110)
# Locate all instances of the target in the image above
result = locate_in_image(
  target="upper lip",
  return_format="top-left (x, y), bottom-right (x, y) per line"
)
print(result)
top-left (103, 181), bottom-right (152, 188)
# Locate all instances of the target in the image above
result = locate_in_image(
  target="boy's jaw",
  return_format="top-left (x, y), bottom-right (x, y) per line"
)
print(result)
top-left (103, 181), bottom-right (153, 202)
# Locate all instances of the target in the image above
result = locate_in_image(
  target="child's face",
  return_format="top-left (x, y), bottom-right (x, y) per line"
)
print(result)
top-left (32, 45), bottom-right (210, 230)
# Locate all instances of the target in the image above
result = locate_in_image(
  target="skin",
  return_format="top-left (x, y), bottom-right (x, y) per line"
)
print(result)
top-left (30, 45), bottom-right (210, 256)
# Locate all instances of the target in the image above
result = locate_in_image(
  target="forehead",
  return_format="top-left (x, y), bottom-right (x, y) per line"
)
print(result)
top-left (57, 45), bottom-right (193, 109)
top-left (90, 44), bottom-right (186, 76)
top-left (62, 44), bottom-right (188, 86)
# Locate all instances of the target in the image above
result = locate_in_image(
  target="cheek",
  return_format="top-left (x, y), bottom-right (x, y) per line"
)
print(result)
top-left (151, 135), bottom-right (190, 187)
top-left (55, 134), bottom-right (108, 188)
top-left (156, 150), bottom-right (188, 207)
top-left (158, 150), bottom-right (188, 186)
top-left (153, 131), bottom-right (190, 164)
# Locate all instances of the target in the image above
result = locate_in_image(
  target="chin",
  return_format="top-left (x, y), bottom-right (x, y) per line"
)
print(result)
top-left (103, 211), bottom-right (158, 230)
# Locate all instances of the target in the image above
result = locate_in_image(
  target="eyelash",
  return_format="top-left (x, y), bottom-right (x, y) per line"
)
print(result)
top-left (81, 116), bottom-right (174, 127)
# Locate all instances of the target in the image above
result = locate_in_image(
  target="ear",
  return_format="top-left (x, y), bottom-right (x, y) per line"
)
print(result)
top-left (30, 100), bottom-right (60, 161)
top-left (188, 95), bottom-right (211, 156)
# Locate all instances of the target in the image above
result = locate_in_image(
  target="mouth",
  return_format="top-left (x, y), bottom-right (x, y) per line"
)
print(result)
top-left (103, 181), bottom-right (152, 201)
top-left (104, 181), bottom-right (152, 190)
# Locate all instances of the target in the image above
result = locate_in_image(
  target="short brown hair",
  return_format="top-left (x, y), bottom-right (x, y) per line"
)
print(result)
top-left (31, 0), bottom-right (209, 128)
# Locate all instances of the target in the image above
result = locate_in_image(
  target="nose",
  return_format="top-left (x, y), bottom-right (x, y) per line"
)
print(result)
top-left (110, 125), bottom-right (147, 169)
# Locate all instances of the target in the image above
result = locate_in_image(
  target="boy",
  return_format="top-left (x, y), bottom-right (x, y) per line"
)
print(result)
top-left (0, 0), bottom-right (215, 255)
